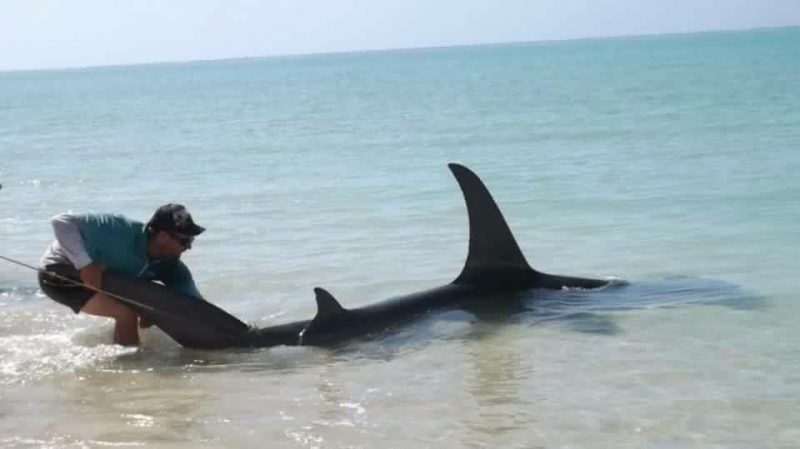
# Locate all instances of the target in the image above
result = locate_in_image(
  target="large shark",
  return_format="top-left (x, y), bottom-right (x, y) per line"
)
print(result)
top-left (101, 163), bottom-right (613, 349)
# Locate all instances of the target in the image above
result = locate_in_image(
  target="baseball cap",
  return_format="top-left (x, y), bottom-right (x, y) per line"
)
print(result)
top-left (147, 203), bottom-right (205, 236)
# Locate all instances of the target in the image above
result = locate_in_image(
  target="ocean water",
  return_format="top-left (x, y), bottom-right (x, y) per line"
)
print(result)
top-left (1, 27), bottom-right (799, 448)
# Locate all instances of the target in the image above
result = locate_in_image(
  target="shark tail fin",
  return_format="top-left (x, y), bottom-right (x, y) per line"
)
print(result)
top-left (448, 163), bottom-right (537, 288)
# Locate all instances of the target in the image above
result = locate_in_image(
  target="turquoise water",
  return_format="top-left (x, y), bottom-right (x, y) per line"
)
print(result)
top-left (1, 27), bottom-right (799, 448)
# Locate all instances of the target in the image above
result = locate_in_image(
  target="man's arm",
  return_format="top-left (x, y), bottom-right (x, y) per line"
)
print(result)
top-left (50, 213), bottom-right (105, 289)
top-left (51, 214), bottom-right (92, 269)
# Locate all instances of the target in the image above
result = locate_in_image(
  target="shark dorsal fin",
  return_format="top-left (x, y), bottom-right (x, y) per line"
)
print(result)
top-left (448, 163), bottom-right (536, 287)
top-left (312, 287), bottom-right (347, 322)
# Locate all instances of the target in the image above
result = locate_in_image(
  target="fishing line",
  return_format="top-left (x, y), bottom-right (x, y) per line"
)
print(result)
top-left (0, 253), bottom-right (159, 312)
top-left (0, 253), bottom-right (250, 342)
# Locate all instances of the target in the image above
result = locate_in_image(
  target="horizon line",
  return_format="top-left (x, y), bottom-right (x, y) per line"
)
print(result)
top-left (1, 24), bottom-right (797, 75)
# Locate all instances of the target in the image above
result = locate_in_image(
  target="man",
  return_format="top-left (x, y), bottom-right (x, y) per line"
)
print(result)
top-left (38, 203), bottom-right (206, 346)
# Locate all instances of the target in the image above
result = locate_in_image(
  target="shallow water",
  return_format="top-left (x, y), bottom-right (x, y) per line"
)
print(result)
top-left (1, 27), bottom-right (799, 448)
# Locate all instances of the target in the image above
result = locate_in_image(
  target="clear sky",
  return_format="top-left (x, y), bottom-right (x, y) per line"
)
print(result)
top-left (1, 0), bottom-right (798, 71)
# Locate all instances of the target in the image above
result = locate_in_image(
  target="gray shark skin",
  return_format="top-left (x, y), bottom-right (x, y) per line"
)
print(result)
top-left (101, 163), bottom-right (612, 349)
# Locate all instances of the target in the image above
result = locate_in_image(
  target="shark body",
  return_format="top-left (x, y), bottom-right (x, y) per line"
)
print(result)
top-left (102, 163), bottom-right (611, 349)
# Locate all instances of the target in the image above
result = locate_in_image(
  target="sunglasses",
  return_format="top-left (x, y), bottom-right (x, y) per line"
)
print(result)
top-left (167, 231), bottom-right (194, 248)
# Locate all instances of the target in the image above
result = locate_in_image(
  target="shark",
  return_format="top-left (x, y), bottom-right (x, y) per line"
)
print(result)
top-left (101, 163), bottom-right (614, 349)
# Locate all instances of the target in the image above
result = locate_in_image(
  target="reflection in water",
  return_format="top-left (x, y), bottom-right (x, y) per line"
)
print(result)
top-left (558, 312), bottom-right (623, 335)
top-left (283, 351), bottom-right (374, 448)
top-left (460, 326), bottom-right (535, 448)
top-left (314, 352), bottom-right (347, 424)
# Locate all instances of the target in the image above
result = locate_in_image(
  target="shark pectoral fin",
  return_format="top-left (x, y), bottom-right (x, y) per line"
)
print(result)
top-left (313, 287), bottom-right (347, 321)
top-left (448, 163), bottom-right (537, 287)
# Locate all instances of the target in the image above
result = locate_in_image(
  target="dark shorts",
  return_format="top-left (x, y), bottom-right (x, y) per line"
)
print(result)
top-left (38, 263), bottom-right (95, 314)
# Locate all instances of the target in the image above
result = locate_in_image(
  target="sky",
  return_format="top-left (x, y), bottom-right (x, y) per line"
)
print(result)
top-left (1, 0), bottom-right (798, 71)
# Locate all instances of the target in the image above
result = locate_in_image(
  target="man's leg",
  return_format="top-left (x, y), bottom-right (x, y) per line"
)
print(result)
top-left (80, 294), bottom-right (140, 346)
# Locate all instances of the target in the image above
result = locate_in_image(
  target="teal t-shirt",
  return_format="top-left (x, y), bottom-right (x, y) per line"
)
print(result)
top-left (76, 213), bottom-right (202, 299)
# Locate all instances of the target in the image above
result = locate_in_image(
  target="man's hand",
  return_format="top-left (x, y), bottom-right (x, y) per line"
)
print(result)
top-left (79, 262), bottom-right (106, 291)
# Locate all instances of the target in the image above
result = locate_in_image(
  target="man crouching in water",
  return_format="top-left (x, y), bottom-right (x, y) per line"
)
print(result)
top-left (38, 204), bottom-right (205, 345)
